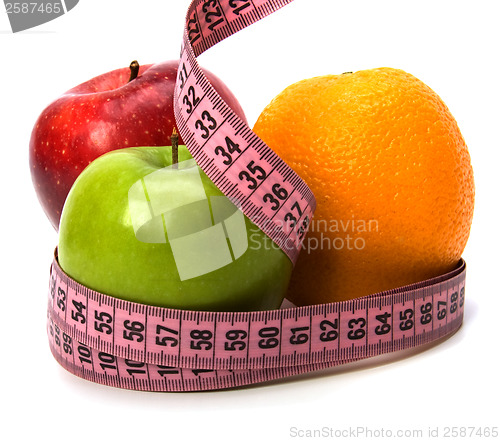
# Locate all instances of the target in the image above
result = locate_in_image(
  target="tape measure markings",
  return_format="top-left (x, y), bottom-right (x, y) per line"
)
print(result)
top-left (48, 252), bottom-right (465, 374)
top-left (174, 0), bottom-right (316, 264)
top-left (48, 280), bottom-right (465, 393)
top-left (47, 288), bottom-right (464, 392)
top-left (185, 0), bottom-right (293, 57)
top-left (174, 71), bottom-right (314, 246)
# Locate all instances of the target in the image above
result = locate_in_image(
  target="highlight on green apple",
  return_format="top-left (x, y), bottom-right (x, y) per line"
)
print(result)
top-left (57, 140), bottom-right (293, 312)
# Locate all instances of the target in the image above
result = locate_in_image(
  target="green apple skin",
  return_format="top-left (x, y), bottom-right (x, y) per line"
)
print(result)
top-left (58, 146), bottom-right (293, 311)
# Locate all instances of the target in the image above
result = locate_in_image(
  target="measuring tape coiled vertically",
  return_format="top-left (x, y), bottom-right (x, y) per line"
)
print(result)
top-left (173, 0), bottom-right (315, 264)
top-left (46, 0), bottom-right (468, 392)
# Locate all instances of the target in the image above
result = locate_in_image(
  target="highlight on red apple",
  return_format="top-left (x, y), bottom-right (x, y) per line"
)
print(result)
top-left (29, 60), bottom-right (247, 230)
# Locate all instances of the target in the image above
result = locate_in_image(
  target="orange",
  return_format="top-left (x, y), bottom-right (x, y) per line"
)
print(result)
top-left (253, 67), bottom-right (474, 305)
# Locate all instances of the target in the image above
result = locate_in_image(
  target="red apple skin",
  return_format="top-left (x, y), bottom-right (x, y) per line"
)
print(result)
top-left (29, 60), bottom-right (247, 230)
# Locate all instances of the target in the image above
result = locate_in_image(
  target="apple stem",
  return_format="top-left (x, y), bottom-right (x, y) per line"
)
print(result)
top-left (128, 60), bottom-right (140, 82)
top-left (171, 128), bottom-right (179, 167)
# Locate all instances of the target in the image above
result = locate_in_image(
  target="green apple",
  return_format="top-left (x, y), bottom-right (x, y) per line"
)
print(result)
top-left (58, 145), bottom-right (293, 311)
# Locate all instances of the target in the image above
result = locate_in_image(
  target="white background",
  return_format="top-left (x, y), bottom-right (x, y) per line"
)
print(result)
top-left (1, 1), bottom-right (499, 440)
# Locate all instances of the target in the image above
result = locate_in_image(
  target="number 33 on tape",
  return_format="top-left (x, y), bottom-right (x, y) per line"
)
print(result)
top-left (46, 0), bottom-right (468, 392)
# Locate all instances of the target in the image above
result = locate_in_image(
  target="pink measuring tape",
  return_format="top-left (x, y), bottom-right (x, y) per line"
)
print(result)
top-left (173, 0), bottom-right (316, 264)
top-left (46, 0), bottom-right (468, 391)
top-left (47, 253), bottom-right (465, 392)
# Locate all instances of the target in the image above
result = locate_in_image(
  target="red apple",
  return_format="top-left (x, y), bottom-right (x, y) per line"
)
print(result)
top-left (29, 60), bottom-right (247, 230)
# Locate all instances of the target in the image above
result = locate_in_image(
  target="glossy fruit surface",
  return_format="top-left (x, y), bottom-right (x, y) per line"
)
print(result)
top-left (58, 146), bottom-right (292, 311)
top-left (30, 60), bottom-right (247, 230)
top-left (253, 67), bottom-right (475, 305)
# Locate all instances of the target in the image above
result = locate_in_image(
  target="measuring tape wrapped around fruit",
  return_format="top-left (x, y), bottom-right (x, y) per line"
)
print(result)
top-left (43, 0), bottom-right (474, 392)
top-left (48, 253), bottom-right (465, 392)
